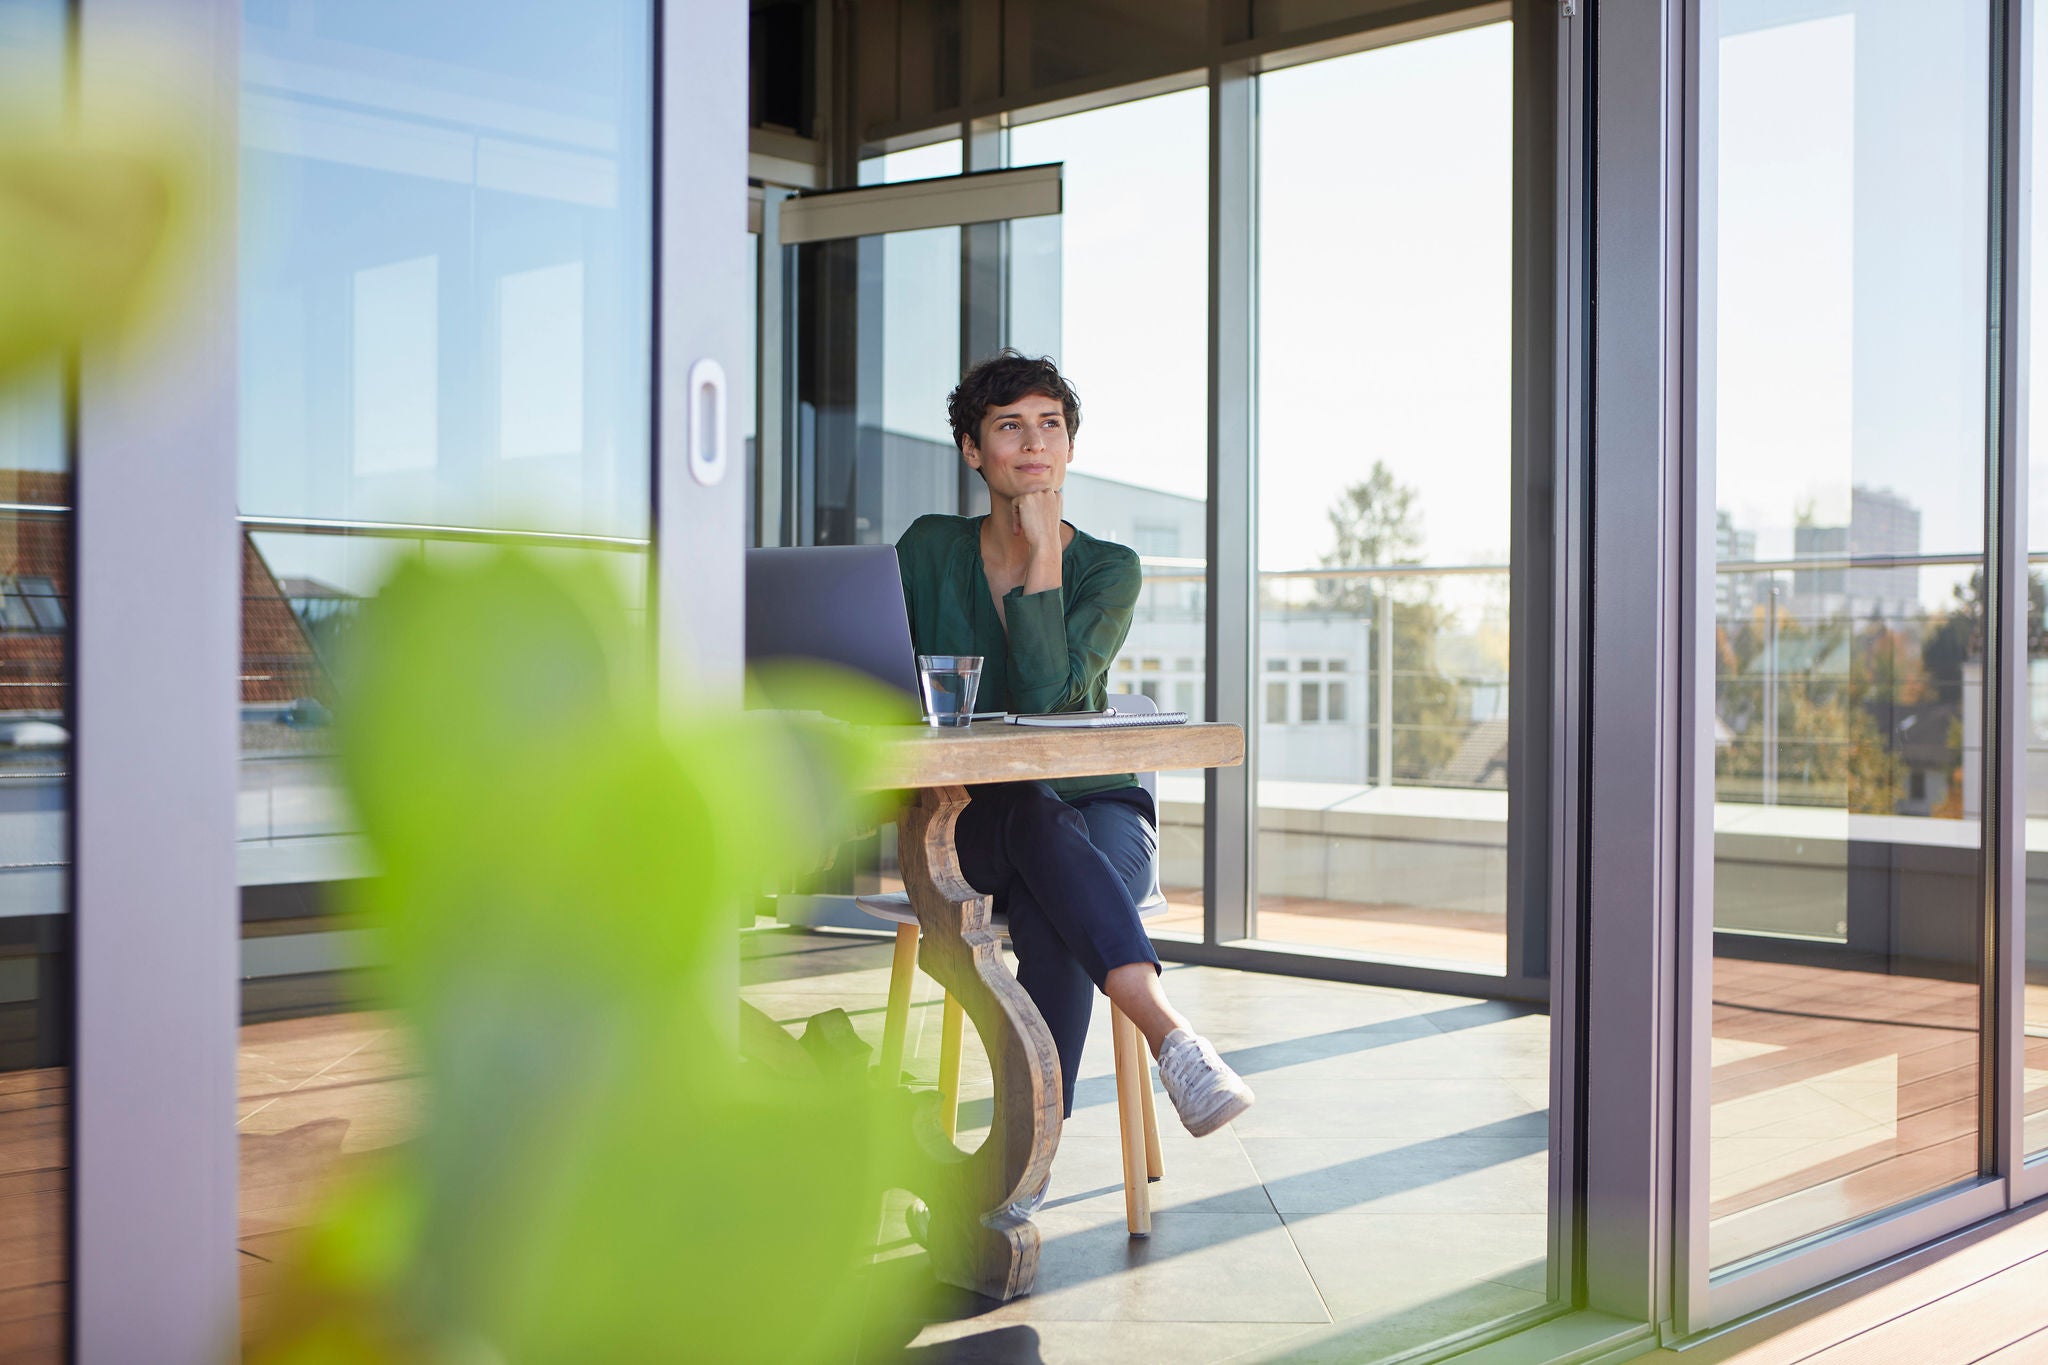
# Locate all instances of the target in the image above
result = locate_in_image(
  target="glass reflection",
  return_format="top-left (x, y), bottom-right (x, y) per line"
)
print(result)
top-left (1710, 0), bottom-right (1989, 1267)
top-left (235, 0), bottom-right (654, 1336)
top-left (240, 0), bottom-right (653, 538)
top-left (1255, 23), bottom-right (1513, 970)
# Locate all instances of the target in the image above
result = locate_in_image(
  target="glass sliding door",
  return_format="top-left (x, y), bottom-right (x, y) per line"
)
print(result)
top-left (1254, 20), bottom-right (1515, 973)
top-left (235, 0), bottom-right (655, 1334)
top-left (1008, 87), bottom-right (1210, 941)
top-left (2024, 0), bottom-right (2048, 1165)
top-left (0, 3), bottom-right (73, 1354)
top-left (1701, 0), bottom-right (1995, 1290)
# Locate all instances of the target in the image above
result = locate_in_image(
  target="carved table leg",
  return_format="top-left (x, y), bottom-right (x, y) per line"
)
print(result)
top-left (897, 784), bottom-right (1062, 1301)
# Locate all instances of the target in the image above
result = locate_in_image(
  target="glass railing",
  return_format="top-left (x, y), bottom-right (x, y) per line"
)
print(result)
top-left (1117, 558), bottom-right (1514, 964)
top-left (237, 516), bottom-right (651, 860)
top-left (1712, 550), bottom-right (1986, 817)
top-left (1121, 559), bottom-right (1513, 784)
top-left (1709, 553), bottom-right (1992, 955)
top-left (1121, 549), bottom-right (2016, 970)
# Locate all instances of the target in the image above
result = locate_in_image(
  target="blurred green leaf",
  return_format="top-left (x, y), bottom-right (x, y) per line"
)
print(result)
top-left (248, 551), bottom-right (921, 1364)
top-left (0, 109), bottom-right (197, 383)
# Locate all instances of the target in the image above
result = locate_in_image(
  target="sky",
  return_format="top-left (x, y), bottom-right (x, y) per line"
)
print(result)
top-left (1715, 3), bottom-right (1994, 612)
top-left (1254, 24), bottom-right (1513, 572)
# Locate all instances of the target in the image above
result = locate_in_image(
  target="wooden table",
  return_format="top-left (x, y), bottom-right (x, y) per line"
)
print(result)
top-left (861, 720), bottom-right (1244, 1301)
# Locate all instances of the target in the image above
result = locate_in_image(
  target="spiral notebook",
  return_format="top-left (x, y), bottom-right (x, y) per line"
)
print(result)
top-left (1003, 710), bottom-right (1189, 729)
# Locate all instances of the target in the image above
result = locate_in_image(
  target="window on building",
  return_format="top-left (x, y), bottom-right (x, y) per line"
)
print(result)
top-left (0, 585), bottom-right (36, 632)
top-left (1132, 521), bottom-right (1182, 557)
top-left (16, 576), bottom-right (64, 632)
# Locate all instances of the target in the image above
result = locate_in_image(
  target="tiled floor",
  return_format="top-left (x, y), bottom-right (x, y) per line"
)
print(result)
top-left (740, 929), bottom-right (1557, 1364)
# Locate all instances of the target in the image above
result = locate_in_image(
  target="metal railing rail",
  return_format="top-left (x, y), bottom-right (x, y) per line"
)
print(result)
top-left (1125, 558), bottom-right (1513, 791)
top-left (238, 513), bottom-right (650, 551)
top-left (1136, 557), bottom-right (1511, 584)
top-left (1127, 549), bottom-right (2008, 806)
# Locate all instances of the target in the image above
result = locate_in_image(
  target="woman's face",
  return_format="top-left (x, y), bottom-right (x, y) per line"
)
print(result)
top-left (962, 391), bottom-right (1072, 499)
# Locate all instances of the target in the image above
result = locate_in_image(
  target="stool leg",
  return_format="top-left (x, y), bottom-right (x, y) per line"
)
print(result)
top-left (1111, 1005), bottom-right (1152, 1237)
top-left (878, 922), bottom-right (918, 1084)
top-left (938, 992), bottom-right (964, 1143)
top-left (1139, 1038), bottom-right (1163, 1182)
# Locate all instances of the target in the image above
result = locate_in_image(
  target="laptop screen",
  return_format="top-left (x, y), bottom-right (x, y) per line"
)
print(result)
top-left (743, 545), bottom-right (924, 722)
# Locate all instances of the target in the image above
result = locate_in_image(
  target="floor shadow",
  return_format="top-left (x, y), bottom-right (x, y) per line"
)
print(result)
top-left (855, 1254), bottom-right (1030, 1364)
top-left (893, 1325), bottom-right (1046, 1364)
top-left (955, 997), bottom-right (1541, 1131)
top-left (1036, 1111), bottom-right (1545, 1274)
top-left (740, 931), bottom-right (894, 985)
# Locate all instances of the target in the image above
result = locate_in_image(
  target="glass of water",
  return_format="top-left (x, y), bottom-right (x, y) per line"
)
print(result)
top-left (917, 654), bottom-right (983, 728)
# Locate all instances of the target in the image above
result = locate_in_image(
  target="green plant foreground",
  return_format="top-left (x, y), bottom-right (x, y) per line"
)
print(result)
top-left (0, 109), bottom-right (195, 384)
top-left (246, 553), bottom-right (922, 1364)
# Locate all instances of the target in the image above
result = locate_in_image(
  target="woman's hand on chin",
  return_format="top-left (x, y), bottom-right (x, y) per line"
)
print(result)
top-left (1014, 488), bottom-right (1064, 551)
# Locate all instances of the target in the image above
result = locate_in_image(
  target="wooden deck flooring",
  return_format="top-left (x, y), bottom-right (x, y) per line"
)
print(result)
top-left (0, 1010), bottom-right (418, 1362)
top-left (1646, 1203), bottom-right (2048, 1363)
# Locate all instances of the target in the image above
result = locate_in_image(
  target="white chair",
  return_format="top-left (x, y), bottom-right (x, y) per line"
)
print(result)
top-left (857, 692), bottom-right (1169, 1236)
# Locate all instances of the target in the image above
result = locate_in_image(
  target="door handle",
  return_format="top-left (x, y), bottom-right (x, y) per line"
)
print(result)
top-left (686, 357), bottom-right (727, 487)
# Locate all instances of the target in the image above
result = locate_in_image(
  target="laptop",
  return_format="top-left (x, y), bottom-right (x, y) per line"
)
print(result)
top-left (744, 545), bottom-right (924, 722)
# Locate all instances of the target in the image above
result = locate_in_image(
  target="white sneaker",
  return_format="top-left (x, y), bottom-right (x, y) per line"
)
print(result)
top-left (1158, 1029), bottom-right (1255, 1137)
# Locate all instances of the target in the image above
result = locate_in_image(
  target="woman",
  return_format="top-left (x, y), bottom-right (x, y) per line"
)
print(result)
top-left (896, 350), bottom-right (1255, 1149)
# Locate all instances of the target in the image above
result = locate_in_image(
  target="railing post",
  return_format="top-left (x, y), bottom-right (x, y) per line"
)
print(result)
top-left (1377, 580), bottom-right (1395, 788)
top-left (1763, 580), bottom-right (1778, 805)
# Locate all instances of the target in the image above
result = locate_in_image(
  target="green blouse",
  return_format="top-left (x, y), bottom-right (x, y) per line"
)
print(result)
top-left (895, 513), bottom-right (1142, 800)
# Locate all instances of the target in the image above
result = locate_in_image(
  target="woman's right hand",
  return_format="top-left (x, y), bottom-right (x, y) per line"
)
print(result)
top-left (1013, 488), bottom-right (1064, 553)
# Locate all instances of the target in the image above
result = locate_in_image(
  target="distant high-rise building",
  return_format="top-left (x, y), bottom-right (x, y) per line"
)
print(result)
top-left (1716, 509), bottom-right (1758, 620)
top-left (1790, 485), bottom-right (1922, 624)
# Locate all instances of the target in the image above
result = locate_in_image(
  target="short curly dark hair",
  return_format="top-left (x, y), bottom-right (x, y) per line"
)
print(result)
top-left (946, 350), bottom-right (1082, 454)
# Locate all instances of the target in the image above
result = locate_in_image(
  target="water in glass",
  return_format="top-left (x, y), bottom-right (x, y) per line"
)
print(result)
top-left (917, 654), bottom-right (982, 727)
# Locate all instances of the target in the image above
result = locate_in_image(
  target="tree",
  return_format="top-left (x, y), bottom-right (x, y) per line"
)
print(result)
top-left (1313, 463), bottom-right (1465, 782)
top-left (1320, 464), bottom-right (1422, 601)
top-left (1711, 566), bottom-right (2048, 817)
top-left (1715, 602), bottom-right (1901, 813)
top-left (1921, 568), bottom-right (2048, 705)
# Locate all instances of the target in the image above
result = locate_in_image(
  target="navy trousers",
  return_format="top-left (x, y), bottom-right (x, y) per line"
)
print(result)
top-left (951, 781), bottom-right (1162, 1116)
